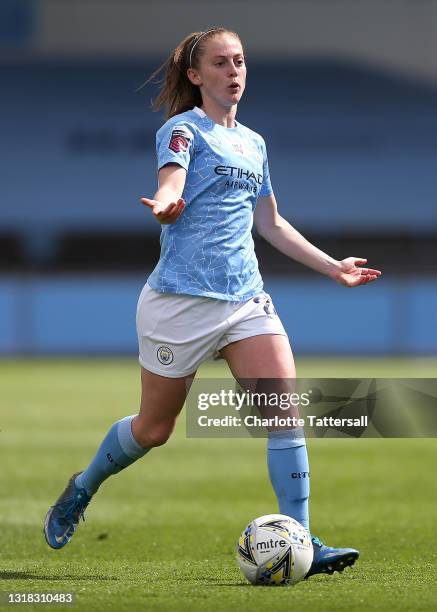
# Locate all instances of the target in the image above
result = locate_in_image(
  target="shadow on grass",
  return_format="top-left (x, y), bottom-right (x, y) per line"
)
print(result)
top-left (0, 570), bottom-right (118, 581)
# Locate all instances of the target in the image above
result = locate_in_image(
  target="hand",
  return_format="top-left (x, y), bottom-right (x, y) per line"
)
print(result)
top-left (140, 197), bottom-right (185, 224)
top-left (331, 257), bottom-right (382, 287)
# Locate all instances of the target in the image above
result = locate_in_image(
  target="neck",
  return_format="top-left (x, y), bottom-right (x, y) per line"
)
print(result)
top-left (200, 99), bottom-right (237, 128)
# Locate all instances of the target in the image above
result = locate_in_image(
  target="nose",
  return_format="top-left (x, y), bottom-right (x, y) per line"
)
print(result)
top-left (228, 62), bottom-right (238, 77)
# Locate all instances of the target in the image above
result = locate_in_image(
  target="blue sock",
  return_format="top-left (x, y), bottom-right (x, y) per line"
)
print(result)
top-left (75, 415), bottom-right (150, 495)
top-left (267, 428), bottom-right (310, 531)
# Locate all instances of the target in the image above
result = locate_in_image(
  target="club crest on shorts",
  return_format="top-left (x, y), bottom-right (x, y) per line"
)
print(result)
top-left (157, 345), bottom-right (174, 365)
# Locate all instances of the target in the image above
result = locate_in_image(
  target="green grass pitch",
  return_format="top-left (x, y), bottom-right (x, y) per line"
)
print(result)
top-left (1, 357), bottom-right (437, 611)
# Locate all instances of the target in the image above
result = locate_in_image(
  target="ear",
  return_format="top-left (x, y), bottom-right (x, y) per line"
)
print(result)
top-left (187, 68), bottom-right (202, 86)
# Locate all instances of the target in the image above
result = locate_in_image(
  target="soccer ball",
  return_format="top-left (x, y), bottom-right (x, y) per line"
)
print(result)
top-left (236, 513), bottom-right (313, 586)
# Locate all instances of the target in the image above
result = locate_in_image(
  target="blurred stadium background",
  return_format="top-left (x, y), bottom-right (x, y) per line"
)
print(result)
top-left (1, 0), bottom-right (437, 357)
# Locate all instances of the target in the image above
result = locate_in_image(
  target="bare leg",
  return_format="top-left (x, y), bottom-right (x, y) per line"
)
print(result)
top-left (220, 333), bottom-right (296, 379)
top-left (220, 334), bottom-right (298, 426)
top-left (132, 367), bottom-right (196, 447)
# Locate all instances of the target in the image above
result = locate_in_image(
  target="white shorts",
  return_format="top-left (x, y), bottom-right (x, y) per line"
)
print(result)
top-left (136, 284), bottom-right (287, 377)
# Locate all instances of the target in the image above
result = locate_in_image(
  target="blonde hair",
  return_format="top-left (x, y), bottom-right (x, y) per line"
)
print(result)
top-left (144, 28), bottom-right (243, 119)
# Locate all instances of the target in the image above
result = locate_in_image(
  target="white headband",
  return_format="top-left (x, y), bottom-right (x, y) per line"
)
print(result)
top-left (189, 29), bottom-right (218, 68)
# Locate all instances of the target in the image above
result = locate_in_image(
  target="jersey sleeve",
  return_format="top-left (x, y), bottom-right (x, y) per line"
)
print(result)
top-left (156, 121), bottom-right (195, 172)
top-left (259, 138), bottom-right (273, 197)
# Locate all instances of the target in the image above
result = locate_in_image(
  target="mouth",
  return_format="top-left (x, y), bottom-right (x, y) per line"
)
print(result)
top-left (228, 83), bottom-right (240, 93)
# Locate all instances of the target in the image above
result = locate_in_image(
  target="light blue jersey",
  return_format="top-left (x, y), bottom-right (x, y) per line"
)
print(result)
top-left (147, 106), bottom-right (273, 301)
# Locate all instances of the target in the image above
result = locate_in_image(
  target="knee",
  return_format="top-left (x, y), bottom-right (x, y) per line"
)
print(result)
top-left (145, 429), bottom-right (172, 448)
top-left (132, 421), bottom-right (173, 448)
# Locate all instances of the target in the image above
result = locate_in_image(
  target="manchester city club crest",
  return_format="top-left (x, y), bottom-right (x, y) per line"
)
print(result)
top-left (157, 346), bottom-right (174, 365)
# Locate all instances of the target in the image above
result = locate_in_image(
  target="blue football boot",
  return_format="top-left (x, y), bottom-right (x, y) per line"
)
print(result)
top-left (44, 472), bottom-right (91, 549)
top-left (305, 535), bottom-right (359, 578)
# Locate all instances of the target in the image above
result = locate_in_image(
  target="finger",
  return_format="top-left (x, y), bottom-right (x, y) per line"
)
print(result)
top-left (162, 211), bottom-right (181, 223)
top-left (359, 267), bottom-right (382, 276)
top-left (361, 275), bottom-right (378, 284)
top-left (140, 197), bottom-right (157, 209)
top-left (349, 275), bottom-right (369, 286)
top-left (365, 268), bottom-right (382, 276)
top-left (170, 206), bottom-right (185, 221)
top-left (174, 198), bottom-right (185, 212)
top-left (354, 258), bottom-right (368, 265)
top-left (363, 273), bottom-right (381, 279)
top-left (167, 199), bottom-right (185, 220)
top-left (157, 203), bottom-right (177, 217)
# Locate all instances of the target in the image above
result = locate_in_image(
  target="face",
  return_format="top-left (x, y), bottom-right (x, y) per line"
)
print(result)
top-left (188, 33), bottom-right (246, 109)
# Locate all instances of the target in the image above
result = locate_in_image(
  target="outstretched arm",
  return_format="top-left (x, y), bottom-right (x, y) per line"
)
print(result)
top-left (140, 164), bottom-right (186, 224)
top-left (254, 194), bottom-right (382, 287)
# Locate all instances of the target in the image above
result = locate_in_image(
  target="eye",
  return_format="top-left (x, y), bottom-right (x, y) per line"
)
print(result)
top-left (215, 61), bottom-right (224, 66)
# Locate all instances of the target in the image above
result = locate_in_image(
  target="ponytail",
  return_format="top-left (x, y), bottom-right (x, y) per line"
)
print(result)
top-left (143, 28), bottom-right (241, 119)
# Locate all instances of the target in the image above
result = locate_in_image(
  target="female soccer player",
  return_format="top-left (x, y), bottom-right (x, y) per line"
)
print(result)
top-left (44, 28), bottom-right (381, 577)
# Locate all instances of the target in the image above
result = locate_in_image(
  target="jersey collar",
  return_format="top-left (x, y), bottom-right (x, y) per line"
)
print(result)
top-left (192, 106), bottom-right (239, 129)
top-left (193, 106), bottom-right (206, 118)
